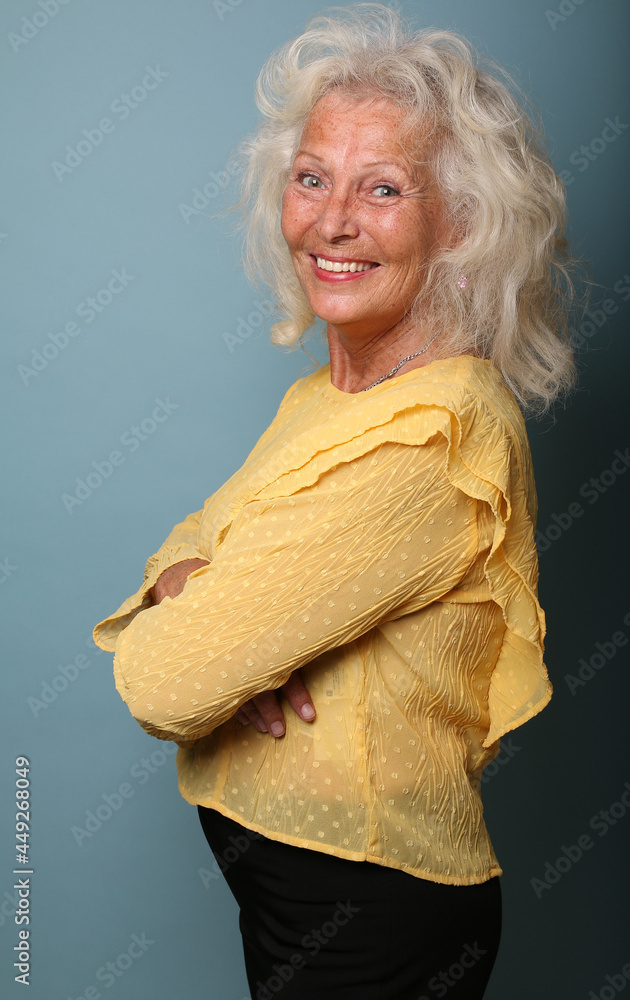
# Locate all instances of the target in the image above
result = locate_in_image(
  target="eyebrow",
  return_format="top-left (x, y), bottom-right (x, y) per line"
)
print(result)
top-left (293, 152), bottom-right (416, 174)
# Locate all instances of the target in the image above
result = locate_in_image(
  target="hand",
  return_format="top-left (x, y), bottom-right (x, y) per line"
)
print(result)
top-left (150, 559), bottom-right (210, 605)
top-left (235, 669), bottom-right (316, 737)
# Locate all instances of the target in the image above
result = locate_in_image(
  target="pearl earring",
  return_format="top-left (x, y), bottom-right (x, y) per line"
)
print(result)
top-left (456, 275), bottom-right (468, 289)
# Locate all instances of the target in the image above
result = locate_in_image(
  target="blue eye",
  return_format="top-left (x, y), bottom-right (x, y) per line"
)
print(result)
top-left (373, 184), bottom-right (398, 197)
top-left (299, 174), bottom-right (323, 189)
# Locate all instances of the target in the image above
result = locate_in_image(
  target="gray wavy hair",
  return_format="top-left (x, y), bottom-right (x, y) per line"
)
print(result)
top-left (237, 3), bottom-right (579, 414)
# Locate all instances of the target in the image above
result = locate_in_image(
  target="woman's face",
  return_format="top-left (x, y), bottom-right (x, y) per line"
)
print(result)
top-left (281, 90), bottom-right (453, 345)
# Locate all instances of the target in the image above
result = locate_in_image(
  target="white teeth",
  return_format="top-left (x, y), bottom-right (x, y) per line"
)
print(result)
top-left (316, 256), bottom-right (375, 273)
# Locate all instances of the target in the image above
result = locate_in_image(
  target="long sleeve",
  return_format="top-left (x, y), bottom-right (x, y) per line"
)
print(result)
top-left (112, 437), bottom-right (481, 742)
top-left (94, 508), bottom-right (207, 652)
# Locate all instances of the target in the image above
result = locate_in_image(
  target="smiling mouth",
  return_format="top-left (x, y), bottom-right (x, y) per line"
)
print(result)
top-left (315, 255), bottom-right (379, 273)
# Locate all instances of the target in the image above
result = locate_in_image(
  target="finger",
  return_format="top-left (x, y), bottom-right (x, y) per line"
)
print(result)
top-left (249, 690), bottom-right (287, 737)
top-left (281, 669), bottom-right (316, 722)
top-left (235, 702), bottom-right (268, 732)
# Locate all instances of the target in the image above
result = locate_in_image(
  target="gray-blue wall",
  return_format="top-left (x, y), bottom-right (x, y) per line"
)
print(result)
top-left (2, 1), bottom-right (628, 997)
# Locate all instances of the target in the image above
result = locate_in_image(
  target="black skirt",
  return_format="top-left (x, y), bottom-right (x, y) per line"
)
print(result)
top-left (198, 805), bottom-right (502, 1000)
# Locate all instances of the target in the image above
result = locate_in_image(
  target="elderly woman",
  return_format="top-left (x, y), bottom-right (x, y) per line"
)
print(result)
top-left (94, 5), bottom-right (577, 998)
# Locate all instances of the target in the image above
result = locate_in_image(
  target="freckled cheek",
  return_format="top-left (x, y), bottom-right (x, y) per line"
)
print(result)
top-left (376, 220), bottom-right (427, 264)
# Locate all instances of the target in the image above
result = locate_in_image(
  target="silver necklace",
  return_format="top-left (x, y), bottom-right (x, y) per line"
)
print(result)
top-left (360, 331), bottom-right (440, 391)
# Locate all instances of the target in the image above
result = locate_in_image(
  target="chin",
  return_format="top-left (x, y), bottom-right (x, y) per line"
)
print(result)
top-left (304, 292), bottom-right (369, 326)
top-left (312, 308), bottom-right (370, 330)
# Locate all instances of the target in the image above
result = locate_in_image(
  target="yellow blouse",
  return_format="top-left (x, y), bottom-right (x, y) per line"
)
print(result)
top-left (94, 355), bottom-right (551, 886)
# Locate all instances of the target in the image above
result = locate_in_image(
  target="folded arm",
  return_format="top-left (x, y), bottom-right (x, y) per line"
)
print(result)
top-left (150, 558), bottom-right (315, 735)
top-left (112, 436), bottom-right (480, 742)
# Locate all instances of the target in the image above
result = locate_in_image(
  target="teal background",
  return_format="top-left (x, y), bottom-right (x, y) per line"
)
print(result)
top-left (1, 1), bottom-right (628, 997)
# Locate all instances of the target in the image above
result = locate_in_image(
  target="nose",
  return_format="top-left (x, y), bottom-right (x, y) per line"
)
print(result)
top-left (316, 186), bottom-right (360, 243)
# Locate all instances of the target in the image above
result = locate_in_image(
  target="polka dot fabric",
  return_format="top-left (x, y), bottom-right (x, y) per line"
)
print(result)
top-left (94, 356), bottom-right (550, 885)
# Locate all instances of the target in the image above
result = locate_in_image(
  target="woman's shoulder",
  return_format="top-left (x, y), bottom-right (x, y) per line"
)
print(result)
top-left (398, 355), bottom-right (522, 421)
top-left (342, 354), bottom-right (536, 519)
top-left (381, 355), bottom-right (528, 454)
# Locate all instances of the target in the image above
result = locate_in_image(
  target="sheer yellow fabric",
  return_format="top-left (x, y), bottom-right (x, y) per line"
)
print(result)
top-left (94, 356), bottom-right (550, 885)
